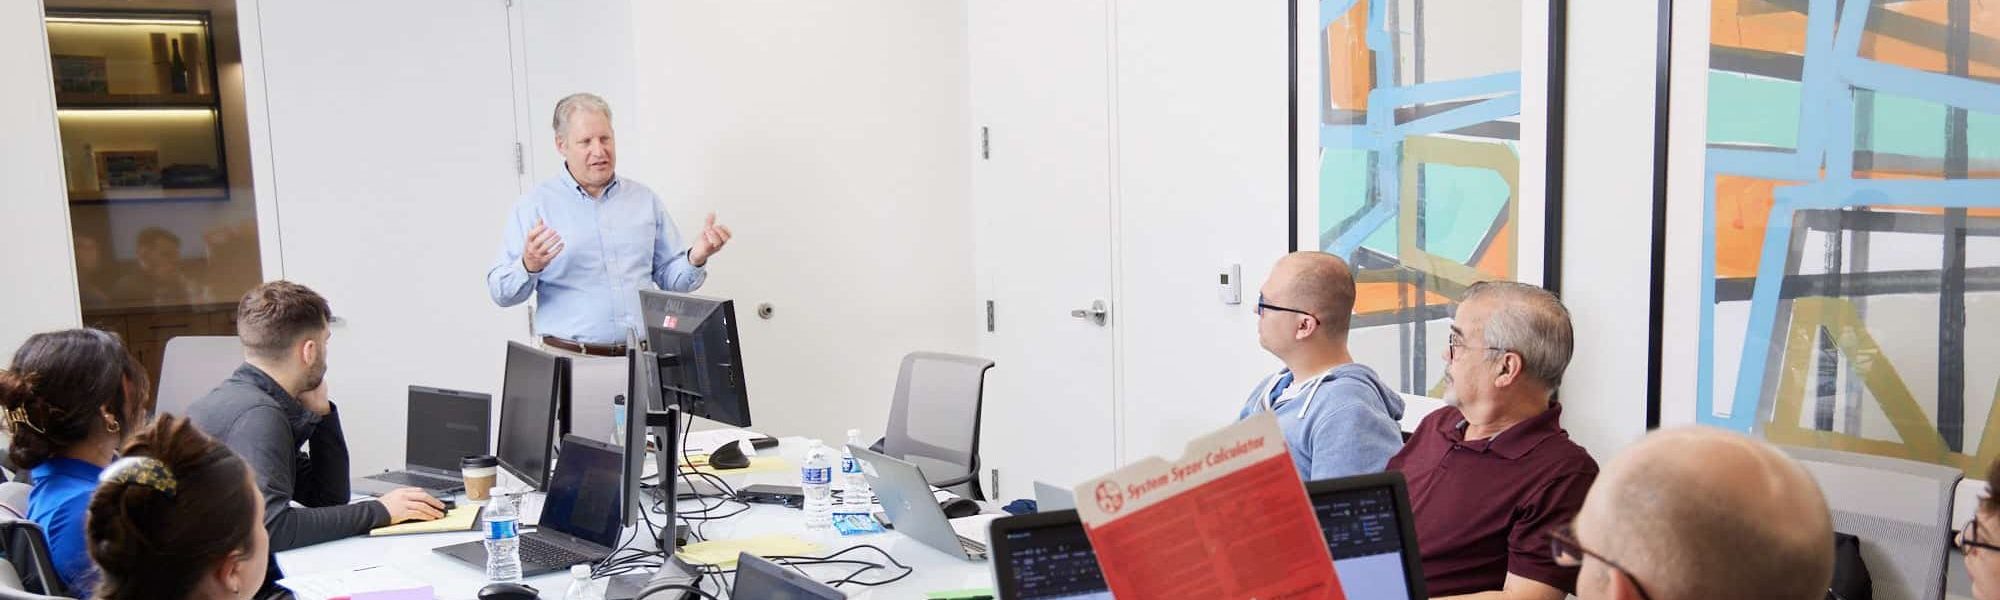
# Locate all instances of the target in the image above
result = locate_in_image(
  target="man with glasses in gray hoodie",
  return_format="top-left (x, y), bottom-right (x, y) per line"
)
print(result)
top-left (1239, 251), bottom-right (1405, 481)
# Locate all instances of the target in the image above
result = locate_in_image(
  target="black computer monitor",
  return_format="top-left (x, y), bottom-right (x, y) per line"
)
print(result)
top-left (638, 290), bottom-right (751, 428)
top-left (621, 347), bottom-right (661, 528)
top-left (496, 341), bottom-right (569, 491)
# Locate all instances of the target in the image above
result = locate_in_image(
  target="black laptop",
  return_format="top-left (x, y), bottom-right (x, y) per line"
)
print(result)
top-left (734, 553), bottom-right (846, 599)
top-left (354, 386), bottom-right (491, 496)
top-left (433, 435), bottom-right (625, 577)
top-left (986, 471), bottom-right (1426, 600)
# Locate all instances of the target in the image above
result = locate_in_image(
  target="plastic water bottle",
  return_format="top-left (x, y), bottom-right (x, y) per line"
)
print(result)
top-left (483, 489), bottom-right (522, 582)
top-left (840, 429), bottom-right (874, 512)
top-left (564, 564), bottom-right (605, 600)
top-left (801, 441), bottom-right (835, 530)
top-left (611, 396), bottom-right (628, 448)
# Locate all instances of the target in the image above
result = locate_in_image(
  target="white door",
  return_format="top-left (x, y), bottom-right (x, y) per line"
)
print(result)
top-left (241, 0), bottom-right (524, 473)
top-left (970, 0), bottom-right (1119, 499)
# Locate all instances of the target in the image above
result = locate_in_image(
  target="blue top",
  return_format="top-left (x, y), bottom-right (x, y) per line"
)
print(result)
top-left (28, 457), bottom-right (104, 593)
top-left (487, 167), bottom-right (707, 344)
top-left (1238, 363), bottom-right (1407, 481)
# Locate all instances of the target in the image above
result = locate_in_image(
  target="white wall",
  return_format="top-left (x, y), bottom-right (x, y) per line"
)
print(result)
top-left (0, 0), bottom-right (85, 361)
top-left (514, 0), bottom-right (636, 187)
top-left (1105, 0), bottom-right (1660, 463)
top-left (625, 0), bottom-right (978, 445)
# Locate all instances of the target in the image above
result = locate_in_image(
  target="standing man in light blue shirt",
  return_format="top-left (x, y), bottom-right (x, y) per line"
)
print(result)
top-left (488, 93), bottom-right (732, 440)
top-left (1239, 251), bottom-right (1405, 481)
top-left (489, 92), bottom-right (732, 346)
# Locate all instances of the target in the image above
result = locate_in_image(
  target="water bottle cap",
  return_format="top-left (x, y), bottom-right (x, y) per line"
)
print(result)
top-left (847, 428), bottom-right (860, 436)
top-left (572, 564), bottom-right (592, 578)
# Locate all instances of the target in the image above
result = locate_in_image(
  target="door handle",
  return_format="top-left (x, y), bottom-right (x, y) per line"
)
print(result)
top-left (1069, 300), bottom-right (1109, 326)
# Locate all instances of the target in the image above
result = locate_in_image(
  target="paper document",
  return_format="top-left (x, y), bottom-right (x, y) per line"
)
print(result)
top-left (687, 455), bottom-right (793, 475)
top-left (369, 505), bottom-right (481, 536)
top-left (277, 565), bottom-right (430, 600)
top-left (1074, 412), bottom-right (1345, 599)
top-left (676, 534), bottom-right (821, 567)
top-left (683, 429), bottom-right (764, 454)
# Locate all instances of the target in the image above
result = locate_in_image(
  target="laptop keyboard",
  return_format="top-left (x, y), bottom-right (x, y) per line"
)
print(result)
top-left (959, 535), bottom-right (987, 556)
top-left (366, 471), bottom-right (461, 490)
top-left (520, 536), bottom-right (594, 567)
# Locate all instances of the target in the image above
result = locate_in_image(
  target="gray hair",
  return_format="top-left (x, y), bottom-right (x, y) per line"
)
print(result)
top-left (552, 93), bottom-right (612, 137)
top-left (1459, 281), bottom-right (1573, 390)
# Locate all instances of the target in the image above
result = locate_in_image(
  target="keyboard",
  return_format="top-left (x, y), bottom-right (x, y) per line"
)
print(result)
top-left (521, 535), bottom-right (595, 567)
top-left (365, 470), bottom-right (461, 490)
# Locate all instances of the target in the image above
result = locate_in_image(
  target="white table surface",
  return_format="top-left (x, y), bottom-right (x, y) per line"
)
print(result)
top-left (275, 436), bottom-right (997, 599)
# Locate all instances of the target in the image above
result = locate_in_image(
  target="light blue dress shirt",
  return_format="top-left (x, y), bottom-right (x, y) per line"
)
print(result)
top-left (488, 167), bottom-right (706, 344)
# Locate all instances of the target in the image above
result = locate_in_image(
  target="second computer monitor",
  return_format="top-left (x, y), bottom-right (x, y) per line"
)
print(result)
top-left (638, 290), bottom-right (750, 427)
top-left (497, 341), bottom-right (569, 491)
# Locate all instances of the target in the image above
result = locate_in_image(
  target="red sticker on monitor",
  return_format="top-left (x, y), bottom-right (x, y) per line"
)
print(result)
top-left (662, 315), bottom-right (678, 329)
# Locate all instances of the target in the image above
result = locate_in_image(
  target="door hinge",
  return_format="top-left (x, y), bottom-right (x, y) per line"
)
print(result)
top-left (980, 126), bottom-right (990, 160)
top-left (990, 469), bottom-right (1001, 497)
top-left (513, 142), bottom-right (525, 174)
top-left (985, 300), bottom-right (996, 332)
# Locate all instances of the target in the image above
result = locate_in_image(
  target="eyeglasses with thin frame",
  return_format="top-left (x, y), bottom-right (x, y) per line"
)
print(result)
top-left (1550, 523), bottom-right (1654, 600)
top-left (1255, 293), bottom-right (1315, 320)
top-left (1446, 332), bottom-right (1508, 362)
top-left (1959, 519), bottom-right (2000, 554)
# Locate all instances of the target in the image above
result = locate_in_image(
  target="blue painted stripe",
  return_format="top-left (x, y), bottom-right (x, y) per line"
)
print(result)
top-left (1322, 0), bottom-right (1357, 31)
top-left (1793, 180), bottom-right (2000, 209)
top-left (1706, 148), bottom-right (1811, 181)
top-left (1395, 95), bottom-right (1521, 137)
top-left (1792, 0), bottom-right (1841, 171)
top-left (1375, 73), bottom-right (1522, 109)
top-left (1323, 124), bottom-right (1390, 151)
top-left (1725, 190), bottom-right (1802, 433)
top-left (1328, 200), bottom-right (1396, 258)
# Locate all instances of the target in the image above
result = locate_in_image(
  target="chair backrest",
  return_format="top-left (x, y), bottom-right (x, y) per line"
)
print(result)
top-left (156, 336), bottom-right (244, 418)
top-left (0, 519), bottom-right (66, 597)
top-left (1784, 446), bottom-right (1959, 600)
top-left (0, 484), bottom-right (28, 522)
top-left (880, 352), bottom-right (994, 497)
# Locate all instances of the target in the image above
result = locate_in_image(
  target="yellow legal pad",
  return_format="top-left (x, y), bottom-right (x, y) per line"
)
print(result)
top-left (684, 454), bottom-right (794, 476)
top-left (676, 535), bottom-right (820, 568)
top-left (368, 505), bottom-right (483, 536)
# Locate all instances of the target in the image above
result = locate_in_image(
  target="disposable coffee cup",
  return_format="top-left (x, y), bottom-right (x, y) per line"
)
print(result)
top-left (462, 455), bottom-right (499, 503)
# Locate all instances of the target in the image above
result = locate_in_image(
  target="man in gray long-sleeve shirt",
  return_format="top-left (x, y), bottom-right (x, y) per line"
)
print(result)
top-left (189, 281), bottom-right (444, 558)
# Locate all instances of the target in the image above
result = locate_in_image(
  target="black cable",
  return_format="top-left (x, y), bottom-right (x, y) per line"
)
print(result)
top-left (633, 583), bottom-right (720, 600)
top-left (766, 544), bottom-right (915, 588)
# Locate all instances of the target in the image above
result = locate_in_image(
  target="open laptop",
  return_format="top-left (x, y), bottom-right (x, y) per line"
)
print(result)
top-left (984, 471), bottom-right (1426, 600)
top-left (354, 386), bottom-right (491, 496)
top-left (434, 435), bottom-right (625, 577)
top-left (734, 553), bottom-right (847, 599)
top-left (849, 445), bottom-right (987, 561)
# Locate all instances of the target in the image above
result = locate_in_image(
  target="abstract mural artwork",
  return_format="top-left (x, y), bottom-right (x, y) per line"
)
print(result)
top-left (1292, 0), bottom-right (1561, 396)
top-left (1681, 0), bottom-right (2000, 475)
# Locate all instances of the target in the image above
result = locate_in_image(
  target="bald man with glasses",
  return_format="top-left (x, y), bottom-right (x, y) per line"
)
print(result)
top-left (1237, 251), bottom-right (1404, 481)
top-left (1560, 426), bottom-right (1834, 600)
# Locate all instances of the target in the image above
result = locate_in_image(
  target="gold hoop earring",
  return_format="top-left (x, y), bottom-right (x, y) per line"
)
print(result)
top-left (105, 418), bottom-right (121, 434)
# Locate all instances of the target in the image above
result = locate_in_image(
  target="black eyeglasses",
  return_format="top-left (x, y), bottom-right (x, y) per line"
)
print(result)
top-left (1445, 332), bottom-right (1508, 362)
top-left (1959, 519), bottom-right (2000, 553)
top-left (1255, 294), bottom-right (1314, 319)
top-left (1550, 523), bottom-right (1654, 600)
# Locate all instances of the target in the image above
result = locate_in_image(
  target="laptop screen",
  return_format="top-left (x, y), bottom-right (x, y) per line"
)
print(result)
top-left (996, 515), bottom-right (1111, 600)
top-left (406, 386), bottom-right (490, 473)
top-left (1310, 481), bottom-right (1416, 599)
top-left (539, 435), bottom-right (625, 548)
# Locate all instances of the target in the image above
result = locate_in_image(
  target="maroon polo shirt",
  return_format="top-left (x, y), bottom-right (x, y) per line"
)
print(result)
top-left (1386, 402), bottom-right (1597, 597)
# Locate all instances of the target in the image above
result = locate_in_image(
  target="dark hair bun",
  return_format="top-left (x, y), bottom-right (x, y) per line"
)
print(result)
top-left (87, 414), bottom-right (259, 600)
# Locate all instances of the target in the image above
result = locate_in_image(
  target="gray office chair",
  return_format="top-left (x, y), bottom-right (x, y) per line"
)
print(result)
top-left (156, 336), bottom-right (244, 417)
top-left (0, 484), bottom-right (28, 521)
top-left (0, 518), bottom-right (65, 597)
top-left (873, 352), bottom-right (995, 501)
top-left (1784, 446), bottom-right (1960, 600)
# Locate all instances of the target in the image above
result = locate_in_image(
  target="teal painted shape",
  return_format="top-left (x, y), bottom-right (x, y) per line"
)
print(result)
top-left (1863, 92), bottom-right (1947, 158)
top-left (1708, 71), bottom-right (1801, 149)
top-left (1319, 148), bottom-right (1396, 254)
top-left (1417, 163), bottom-right (1510, 264)
top-left (1972, 109), bottom-right (2000, 164)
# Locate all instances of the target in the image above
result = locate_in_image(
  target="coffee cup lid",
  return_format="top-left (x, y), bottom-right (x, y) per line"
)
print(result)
top-left (461, 455), bottom-right (499, 468)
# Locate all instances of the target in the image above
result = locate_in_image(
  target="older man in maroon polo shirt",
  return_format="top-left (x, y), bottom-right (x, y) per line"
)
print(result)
top-left (1387, 281), bottom-right (1598, 600)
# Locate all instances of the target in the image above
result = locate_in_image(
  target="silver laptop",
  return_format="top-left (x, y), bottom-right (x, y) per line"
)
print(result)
top-left (1033, 480), bottom-right (1075, 511)
top-left (354, 386), bottom-right (490, 496)
top-left (848, 445), bottom-right (987, 561)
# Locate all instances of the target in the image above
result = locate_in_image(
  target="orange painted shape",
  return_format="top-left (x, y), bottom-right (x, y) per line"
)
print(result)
top-left (1473, 220), bottom-right (1514, 280)
top-left (1714, 175), bottom-right (1795, 279)
top-left (1355, 282), bottom-right (1453, 315)
top-left (1711, 0), bottom-right (1809, 57)
top-left (1325, 0), bottom-right (1371, 112)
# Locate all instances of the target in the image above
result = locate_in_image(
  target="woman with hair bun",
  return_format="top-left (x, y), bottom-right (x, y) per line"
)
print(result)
top-left (0, 329), bottom-right (153, 593)
top-left (87, 414), bottom-right (266, 600)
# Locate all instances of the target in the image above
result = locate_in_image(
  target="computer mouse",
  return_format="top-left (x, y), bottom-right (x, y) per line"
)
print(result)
top-left (941, 497), bottom-right (981, 519)
top-left (477, 582), bottom-right (539, 600)
top-left (708, 441), bottom-right (752, 470)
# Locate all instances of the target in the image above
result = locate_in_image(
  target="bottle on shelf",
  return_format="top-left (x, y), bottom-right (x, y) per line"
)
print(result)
top-left (168, 38), bottom-right (190, 94)
top-left (839, 429), bottom-right (874, 513)
top-left (801, 441), bottom-right (834, 530)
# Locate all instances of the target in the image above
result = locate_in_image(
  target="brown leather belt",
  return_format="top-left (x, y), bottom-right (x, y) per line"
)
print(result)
top-left (540, 336), bottom-right (628, 358)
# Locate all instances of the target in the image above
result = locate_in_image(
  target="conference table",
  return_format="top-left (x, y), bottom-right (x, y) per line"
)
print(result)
top-left (275, 435), bottom-right (998, 599)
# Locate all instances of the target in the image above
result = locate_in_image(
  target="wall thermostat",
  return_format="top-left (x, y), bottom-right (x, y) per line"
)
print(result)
top-left (1220, 264), bottom-right (1242, 305)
